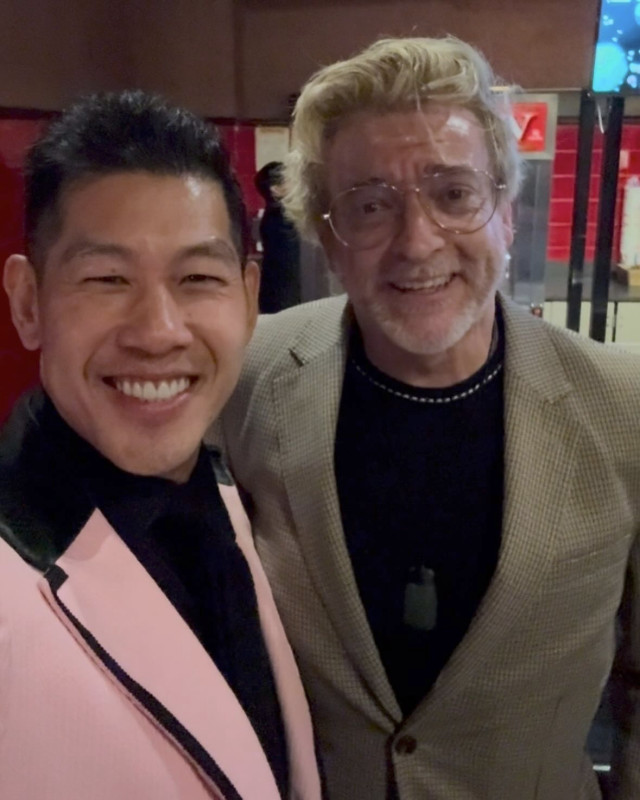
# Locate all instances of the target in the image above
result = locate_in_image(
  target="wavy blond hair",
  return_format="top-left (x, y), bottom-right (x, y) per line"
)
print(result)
top-left (283, 36), bottom-right (523, 240)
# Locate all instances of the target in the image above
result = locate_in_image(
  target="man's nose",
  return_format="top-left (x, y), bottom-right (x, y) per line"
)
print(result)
top-left (392, 189), bottom-right (447, 259)
top-left (118, 285), bottom-right (193, 354)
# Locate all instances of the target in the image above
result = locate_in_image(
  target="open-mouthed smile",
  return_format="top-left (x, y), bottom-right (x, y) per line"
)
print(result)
top-left (106, 376), bottom-right (196, 402)
top-left (391, 274), bottom-right (455, 293)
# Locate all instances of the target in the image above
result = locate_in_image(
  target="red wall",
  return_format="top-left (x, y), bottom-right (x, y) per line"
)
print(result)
top-left (220, 123), bottom-right (260, 218)
top-left (0, 118), bottom-right (46, 421)
top-left (548, 123), bottom-right (640, 262)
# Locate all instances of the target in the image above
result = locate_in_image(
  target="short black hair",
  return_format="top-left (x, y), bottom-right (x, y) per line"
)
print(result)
top-left (25, 90), bottom-right (250, 270)
top-left (254, 161), bottom-right (284, 201)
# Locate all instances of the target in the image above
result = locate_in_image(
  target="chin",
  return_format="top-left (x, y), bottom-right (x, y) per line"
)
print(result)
top-left (104, 445), bottom-right (191, 481)
top-left (380, 307), bottom-right (480, 358)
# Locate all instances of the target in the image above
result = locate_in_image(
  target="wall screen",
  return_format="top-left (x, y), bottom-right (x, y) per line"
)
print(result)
top-left (592, 0), bottom-right (640, 93)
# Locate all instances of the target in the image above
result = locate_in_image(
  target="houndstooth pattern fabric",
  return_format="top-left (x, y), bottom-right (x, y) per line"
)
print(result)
top-left (211, 293), bottom-right (640, 800)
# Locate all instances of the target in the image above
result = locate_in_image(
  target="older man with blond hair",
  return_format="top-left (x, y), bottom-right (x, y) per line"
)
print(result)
top-left (216, 36), bottom-right (640, 800)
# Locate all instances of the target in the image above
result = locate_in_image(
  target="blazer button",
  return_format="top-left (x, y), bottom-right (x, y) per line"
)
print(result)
top-left (395, 735), bottom-right (417, 755)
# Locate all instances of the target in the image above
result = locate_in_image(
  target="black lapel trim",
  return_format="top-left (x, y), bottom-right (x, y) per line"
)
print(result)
top-left (204, 444), bottom-right (234, 486)
top-left (0, 390), bottom-right (95, 570)
top-left (44, 566), bottom-right (244, 800)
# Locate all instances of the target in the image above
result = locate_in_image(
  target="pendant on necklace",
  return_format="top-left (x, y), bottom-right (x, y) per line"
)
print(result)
top-left (403, 565), bottom-right (438, 632)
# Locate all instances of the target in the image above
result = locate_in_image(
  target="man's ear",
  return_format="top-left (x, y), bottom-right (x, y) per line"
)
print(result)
top-left (242, 259), bottom-right (261, 337)
top-left (3, 255), bottom-right (41, 351)
top-left (499, 201), bottom-right (515, 250)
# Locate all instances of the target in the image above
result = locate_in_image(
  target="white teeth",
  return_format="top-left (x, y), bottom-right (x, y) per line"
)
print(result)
top-left (396, 275), bottom-right (451, 291)
top-left (114, 377), bottom-right (191, 402)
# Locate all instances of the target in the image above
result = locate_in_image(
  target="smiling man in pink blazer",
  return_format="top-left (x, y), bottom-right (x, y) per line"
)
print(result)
top-left (0, 91), bottom-right (321, 800)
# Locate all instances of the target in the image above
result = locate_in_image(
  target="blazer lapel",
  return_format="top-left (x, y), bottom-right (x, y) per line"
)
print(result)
top-left (38, 509), bottom-right (281, 800)
top-left (274, 299), bottom-right (400, 721)
top-left (218, 482), bottom-right (321, 800)
top-left (272, 295), bottom-right (581, 725)
top-left (408, 298), bottom-right (583, 717)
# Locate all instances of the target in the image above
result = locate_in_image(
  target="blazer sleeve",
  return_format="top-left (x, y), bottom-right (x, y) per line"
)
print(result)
top-left (610, 528), bottom-right (640, 799)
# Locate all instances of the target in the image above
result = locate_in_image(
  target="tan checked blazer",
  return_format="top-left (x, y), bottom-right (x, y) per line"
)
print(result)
top-left (214, 294), bottom-right (640, 800)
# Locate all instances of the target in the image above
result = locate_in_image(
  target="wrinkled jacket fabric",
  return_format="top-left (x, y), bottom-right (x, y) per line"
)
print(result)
top-left (216, 294), bottom-right (640, 800)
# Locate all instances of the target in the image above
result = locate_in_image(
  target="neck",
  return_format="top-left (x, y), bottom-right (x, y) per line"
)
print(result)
top-left (361, 306), bottom-right (497, 389)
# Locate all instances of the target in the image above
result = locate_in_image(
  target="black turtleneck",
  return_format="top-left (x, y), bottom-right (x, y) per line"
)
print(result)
top-left (335, 310), bottom-right (505, 716)
top-left (36, 393), bottom-right (289, 797)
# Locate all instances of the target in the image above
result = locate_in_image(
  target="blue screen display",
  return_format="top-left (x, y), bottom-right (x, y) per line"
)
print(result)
top-left (592, 0), bottom-right (640, 93)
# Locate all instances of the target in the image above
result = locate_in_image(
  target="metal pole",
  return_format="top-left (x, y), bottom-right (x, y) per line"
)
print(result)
top-left (566, 91), bottom-right (595, 332)
top-left (590, 95), bottom-right (625, 342)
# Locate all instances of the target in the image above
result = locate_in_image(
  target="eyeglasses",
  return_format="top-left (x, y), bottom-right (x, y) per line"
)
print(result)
top-left (322, 168), bottom-right (506, 251)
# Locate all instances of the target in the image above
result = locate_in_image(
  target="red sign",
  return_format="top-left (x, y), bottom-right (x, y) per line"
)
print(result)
top-left (512, 102), bottom-right (549, 153)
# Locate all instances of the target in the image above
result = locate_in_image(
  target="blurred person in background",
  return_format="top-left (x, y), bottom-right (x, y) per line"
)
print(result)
top-left (254, 161), bottom-right (301, 313)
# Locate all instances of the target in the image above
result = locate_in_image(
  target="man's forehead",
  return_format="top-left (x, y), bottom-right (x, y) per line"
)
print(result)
top-left (358, 105), bottom-right (480, 139)
top-left (58, 170), bottom-right (225, 214)
top-left (51, 172), bottom-right (234, 252)
top-left (325, 104), bottom-right (487, 172)
top-left (32, 172), bottom-right (242, 282)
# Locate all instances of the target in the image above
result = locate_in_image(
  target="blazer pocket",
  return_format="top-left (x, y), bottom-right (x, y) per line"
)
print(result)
top-left (546, 537), bottom-right (632, 595)
top-left (559, 537), bottom-right (631, 566)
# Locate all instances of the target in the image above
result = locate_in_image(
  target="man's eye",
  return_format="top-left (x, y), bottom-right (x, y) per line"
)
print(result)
top-left (444, 185), bottom-right (472, 201)
top-left (351, 194), bottom-right (394, 218)
top-left (84, 275), bottom-right (127, 285)
top-left (182, 273), bottom-right (225, 284)
top-left (436, 185), bottom-right (480, 211)
top-left (361, 201), bottom-right (384, 215)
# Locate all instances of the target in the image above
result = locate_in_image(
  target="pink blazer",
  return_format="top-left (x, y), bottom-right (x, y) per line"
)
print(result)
top-left (0, 483), bottom-right (321, 800)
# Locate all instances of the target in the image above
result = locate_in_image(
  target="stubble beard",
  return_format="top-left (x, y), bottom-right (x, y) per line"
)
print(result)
top-left (370, 254), bottom-right (506, 358)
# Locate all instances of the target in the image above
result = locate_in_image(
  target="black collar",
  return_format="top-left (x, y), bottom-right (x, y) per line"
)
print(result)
top-left (0, 389), bottom-right (230, 572)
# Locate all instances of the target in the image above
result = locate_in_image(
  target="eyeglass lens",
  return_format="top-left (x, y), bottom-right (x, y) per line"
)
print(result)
top-left (329, 169), bottom-right (499, 249)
